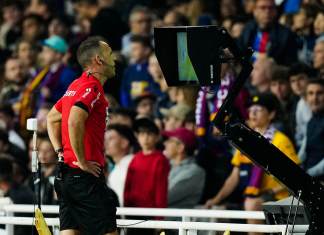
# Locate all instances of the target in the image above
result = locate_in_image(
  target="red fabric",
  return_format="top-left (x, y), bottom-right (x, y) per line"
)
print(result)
top-left (54, 72), bottom-right (108, 168)
top-left (259, 32), bottom-right (269, 53)
top-left (124, 150), bottom-right (170, 208)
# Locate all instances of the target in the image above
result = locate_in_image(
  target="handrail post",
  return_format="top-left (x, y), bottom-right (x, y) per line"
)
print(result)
top-left (5, 211), bottom-right (14, 235)
top-left (187, 230), bottom-right (198, 235)
top-left (179, 216), bottom-right (190, 235)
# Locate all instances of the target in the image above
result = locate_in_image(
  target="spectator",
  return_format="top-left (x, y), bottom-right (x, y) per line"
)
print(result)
top-left (163, 128), bottom-right (205, 208)
top-left (48, 15), bottom-right (71, 40)
top-left (120, 35), bottom-right (160, 107)
top-left (230, 17), bottom-right (248, 39)
top-left (250, 56), bottom-right (276, 94)
top-left (292, 6), bottom-right (317, 65)
top-left (18, 35), bottom-right (76, 131)
top-left (163, 10), bottom-right (189, 26)
top-left (0, 129), bottom-right (28, 175)
top-left (170, 0), bottom-right (191, 16)
top-left (222, 17), bottom-right (234, 33)
top-left (0, 57), bottom-right (28, 106)
top-left (186, 0), bottom-right (214, 26)
top-left (0, 155), bottom-right (33, 235)
top-left (204, 93), bottom-right (299, 235)
top-left (124, 118), bottom-right (169, 208)
top-left (243, 0), bottom-right (256, 17)
top-left (300, 79), bottom-right (324, 181)
top-left (105, 124), bottom-right (137, 206)
top-left (26, 0), bottom-right (60, 21)
top-left (134, 92), bottom-right (156, 119)
top-left (313, 10), bottom-right (324, 37)
top-left (36, 103), bottom-right (52, 135)
top-left (124, 118), bottom-right (169, 235)
top-left (0, 104), bottom-right (26, 151)
top-left (279, 13), bottom-right (294, 29)
top-left (28, 136), bottom-right (58, 205)
top-left (148, 53), bottom-right (175, 121)
top-left (176, 86), bottom-right (199, 110)
top-left (270, 65), bottom-right (295, 138)
top-left (161, 103), bottom-right (192, 131)
top-left (288, 63), bottom-right (313, 149)
top-left (0, 0), bottom-right (23, 50)
top-left (313, 37), bottom-right (324, 78)
top-left (270, 66), bottom-right (292, 105)
top-left (15, 39), bottom-right (38, 77)
top-left (73, 0), bottom-right (127, 50)
top-left (218, 0), bottom-right (243, 22)
top-left (122, 6), bottom-right (153, 58)
top-left (21, 14), bottom-right (46, 43)
top-left (238, 0), bottom-right (298, 65)
top-left (109, 107), bottom-right (136, 127)
top-left (184, 110), bottom-right (196, 132)
top-left (148, 54), bottom-right (168, 94)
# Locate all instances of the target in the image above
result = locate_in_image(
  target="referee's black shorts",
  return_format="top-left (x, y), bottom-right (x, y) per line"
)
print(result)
top-left (54, 166), bottom-right (117, 235)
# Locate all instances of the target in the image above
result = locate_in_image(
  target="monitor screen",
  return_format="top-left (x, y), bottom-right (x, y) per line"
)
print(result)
top-left (177, 32), bottom-right (199, 82)
top-left (154, 26), bottom-right (228, 86)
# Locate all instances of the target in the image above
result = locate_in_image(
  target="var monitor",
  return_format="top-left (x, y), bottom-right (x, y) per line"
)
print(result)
top-left (154, 26), bottom-right (231, 86)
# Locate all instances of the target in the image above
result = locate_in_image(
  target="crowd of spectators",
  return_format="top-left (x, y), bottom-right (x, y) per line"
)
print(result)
top-left (0, 0), bottom-right (324, 234)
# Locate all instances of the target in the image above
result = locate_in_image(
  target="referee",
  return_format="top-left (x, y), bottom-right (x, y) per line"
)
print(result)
top-left (47, 36), bottom-right (118, 235)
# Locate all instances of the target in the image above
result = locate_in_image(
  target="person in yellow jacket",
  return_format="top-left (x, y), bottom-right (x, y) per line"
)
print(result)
top-left (204, 93), bottom-right (300, 235)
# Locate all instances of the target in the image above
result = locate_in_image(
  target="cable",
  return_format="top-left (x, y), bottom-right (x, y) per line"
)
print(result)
top-left (284, 195), bottom-right (295, 235)
top-left (117, 219), bottom-right (149, 227)
top-left (117, 219), bottom-right (149, 235)
top-left (284, 190), bottom-right (302, 235)
top-left (291, 190), bottom-right (302, 234)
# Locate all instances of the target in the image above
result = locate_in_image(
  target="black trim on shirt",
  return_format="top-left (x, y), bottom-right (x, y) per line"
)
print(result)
top-left (74, 102), bottom-right (89, 113)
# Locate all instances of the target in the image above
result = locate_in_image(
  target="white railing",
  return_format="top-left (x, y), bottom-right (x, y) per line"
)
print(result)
top-left (0, 216), bottom-right (309, 235)
top-left (2, 204), bottom-right (266, 220)
top-left (0, 203), bottom-right (308, 235)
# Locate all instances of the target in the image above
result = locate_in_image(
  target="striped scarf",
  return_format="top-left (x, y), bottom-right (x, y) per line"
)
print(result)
top-left (244, 125), bottom-right (276, 197)
top-left (195, 73), bottom-right (234, 137)
top-left (19, 66), bottom-right (49, 129)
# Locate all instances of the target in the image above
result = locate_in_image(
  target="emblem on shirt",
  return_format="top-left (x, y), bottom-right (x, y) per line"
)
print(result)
top-left (82, 88), bottom-right (91, 98)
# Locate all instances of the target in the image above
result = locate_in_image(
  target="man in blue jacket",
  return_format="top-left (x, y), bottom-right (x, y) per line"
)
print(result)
top-left (238, 0), bottom-right (298, 65)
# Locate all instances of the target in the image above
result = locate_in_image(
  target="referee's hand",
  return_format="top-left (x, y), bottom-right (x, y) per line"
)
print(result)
top-left (72, 160), bottom-right (102, 177)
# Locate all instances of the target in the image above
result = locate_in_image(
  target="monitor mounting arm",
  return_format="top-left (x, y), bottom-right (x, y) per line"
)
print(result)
top-left (212, 29), bottom-right (324, 235)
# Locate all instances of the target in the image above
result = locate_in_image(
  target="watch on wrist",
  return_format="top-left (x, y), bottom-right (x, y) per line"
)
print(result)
top-left (55, 148), bottom-right (63, 155)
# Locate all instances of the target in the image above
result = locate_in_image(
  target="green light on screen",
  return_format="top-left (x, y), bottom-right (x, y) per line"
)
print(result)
top-left (177, 32), bottom-right (198, 82)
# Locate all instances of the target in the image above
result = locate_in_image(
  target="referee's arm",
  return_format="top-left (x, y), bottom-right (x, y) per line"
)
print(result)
top-left (47, 106), bottom-right (62, 152)
top-left (68, 105), bottom-right (101, 177)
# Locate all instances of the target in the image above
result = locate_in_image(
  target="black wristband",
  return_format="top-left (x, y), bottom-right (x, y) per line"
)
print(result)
top-left (55, 148), bottom-right (63, 154)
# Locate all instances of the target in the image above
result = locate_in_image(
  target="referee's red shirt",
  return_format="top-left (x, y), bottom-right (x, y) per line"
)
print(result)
top-left (54, 72), bottom-right (108, 168)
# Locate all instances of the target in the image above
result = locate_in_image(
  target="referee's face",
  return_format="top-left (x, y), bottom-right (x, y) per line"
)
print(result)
top-left (100, 41), bottom-right (116, 79)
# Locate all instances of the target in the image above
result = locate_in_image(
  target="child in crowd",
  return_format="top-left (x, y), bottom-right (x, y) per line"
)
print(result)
top-left (124, 118), bottom-right (170, 209)
top-left (124, 118), bottom-right (169, 235)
